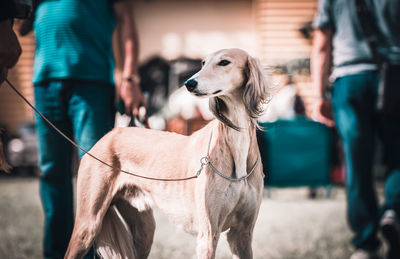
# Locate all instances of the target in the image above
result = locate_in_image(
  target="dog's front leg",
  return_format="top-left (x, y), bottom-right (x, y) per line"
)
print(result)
top-left (196, 229), bottom-right (220, 259)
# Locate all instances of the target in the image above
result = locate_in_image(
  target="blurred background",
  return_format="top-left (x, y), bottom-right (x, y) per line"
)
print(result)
top-left (0, 0), bottom-right (388, 258)
top-left (1, 0), bottom-right (319, 135)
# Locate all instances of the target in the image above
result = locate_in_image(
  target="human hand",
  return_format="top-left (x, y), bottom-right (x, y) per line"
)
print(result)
top-left (118, 75), bottom-right (146, 116)
top-left (312, 98), bottom-right (335, 127)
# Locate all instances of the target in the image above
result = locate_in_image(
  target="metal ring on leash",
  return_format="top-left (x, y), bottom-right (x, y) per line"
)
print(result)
top-left (200, 156), bottom-right (209, 165)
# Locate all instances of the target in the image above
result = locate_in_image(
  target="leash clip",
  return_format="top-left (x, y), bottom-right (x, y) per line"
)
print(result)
top-left (200, 156), bottom-right (209, 166)
top-left (196, 155), bottom-right (210, 177)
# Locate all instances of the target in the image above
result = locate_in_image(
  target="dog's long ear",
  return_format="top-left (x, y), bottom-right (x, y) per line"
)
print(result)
top-left (243, 56), bottom-right (271, 122)
top-left (209, 97), bottom-right (241, 131)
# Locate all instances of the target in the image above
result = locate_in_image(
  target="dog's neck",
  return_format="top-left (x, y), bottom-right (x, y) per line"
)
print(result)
top-left (216, 93), bottom-right (256, 179)
top-left (218, 91), bottom-right (251, 130)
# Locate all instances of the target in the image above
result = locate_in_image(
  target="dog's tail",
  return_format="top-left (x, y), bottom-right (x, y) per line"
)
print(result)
top-left (95, 205), bottom-right (137, 259)
top-left (0, 138), bottom-right (11, 173)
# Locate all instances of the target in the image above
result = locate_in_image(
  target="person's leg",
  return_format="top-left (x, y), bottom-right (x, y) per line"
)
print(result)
top-left (379, 65), bottom-right (400, 259)
top-left (67, 80), bottom-right (115, 159)
top-left (67, 80), bottom-right (115, 258)
top-left (380, 65), bottom-right (400, 216)
top-left (34, 81), bottom-right (75, 259)
top-left (332, 72), bottom-right (380, 252)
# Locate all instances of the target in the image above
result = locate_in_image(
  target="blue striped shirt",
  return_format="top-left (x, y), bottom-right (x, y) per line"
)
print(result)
top-left (33, 0), bottom-right (116, 84)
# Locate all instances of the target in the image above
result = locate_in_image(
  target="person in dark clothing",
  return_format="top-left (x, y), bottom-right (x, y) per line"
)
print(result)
top-left (312, 1), bottom-right (400, 258)
top-left (31, 0), bottom-right (145, 258)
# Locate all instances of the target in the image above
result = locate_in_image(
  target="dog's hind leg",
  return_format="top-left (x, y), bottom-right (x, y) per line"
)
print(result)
top-left (100, 198), bottom-right (155, 259)
top-left (64, 163), bottom-right (117, 259)
top-left (64, 193), bottom-right (114, 259)
top-left (95, 204), bottom-right (137, 259)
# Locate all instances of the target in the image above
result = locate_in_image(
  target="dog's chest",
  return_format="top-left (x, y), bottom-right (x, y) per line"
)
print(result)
top-left (222, 183), bottom-right (260, 230)
top-left (227, 133), bottom-right (250, 178)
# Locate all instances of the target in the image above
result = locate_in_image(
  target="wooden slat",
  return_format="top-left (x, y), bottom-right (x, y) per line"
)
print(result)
top-left (259, 16), bottom-right (313, 23)
top-left (259, 2), bottom-right (317, 9)
top-left (259, 9), bottom-right (316, 16)
top-left (261, 38), bottom-right (310, 44)
top-left (257, 23), bottom-right (309, 30)
top-left (261, 45), bottom-right (311, 52)
top-left (259, 30), bottom-right (306, 37)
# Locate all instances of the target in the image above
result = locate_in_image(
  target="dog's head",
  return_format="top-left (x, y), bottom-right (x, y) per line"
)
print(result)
top-left (184, 48), bottom-right (271, 130)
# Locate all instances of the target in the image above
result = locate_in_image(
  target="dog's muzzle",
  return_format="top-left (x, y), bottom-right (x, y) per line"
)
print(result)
top-left (184, 78), bottom-right (198, 92)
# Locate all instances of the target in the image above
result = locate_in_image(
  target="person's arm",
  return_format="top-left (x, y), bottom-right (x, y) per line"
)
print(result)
top-left (0, 19), bottom-right (21, 70)
top-left (312, 28), bottom-right (332, 98)
top-left (113, 0), bottom-right (145, 116)
top-left (311, 28), bottom-right (335, 127)
top-left (0, 0), bottom-right (33, 83)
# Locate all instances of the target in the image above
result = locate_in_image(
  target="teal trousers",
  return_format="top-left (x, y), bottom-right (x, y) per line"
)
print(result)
top-left (332, 70), bottom-right (400, 252)
top-left (34, 80), bottom-right (115, 259)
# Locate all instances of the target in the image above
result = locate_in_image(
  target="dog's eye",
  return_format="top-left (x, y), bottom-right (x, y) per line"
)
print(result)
top-left (201, 60), bottom-right (205, 66)
top-left (218, 60), bottom-right (231, 66)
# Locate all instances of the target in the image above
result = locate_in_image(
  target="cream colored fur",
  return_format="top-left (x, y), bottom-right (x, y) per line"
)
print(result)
top-left (64, 48), bottom-right (271, 259)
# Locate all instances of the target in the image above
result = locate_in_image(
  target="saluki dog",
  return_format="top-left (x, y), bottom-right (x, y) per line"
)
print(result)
top-left (65, 48), bottom-right (271, 259)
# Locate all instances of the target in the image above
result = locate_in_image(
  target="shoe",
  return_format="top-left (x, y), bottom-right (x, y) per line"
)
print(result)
top-left (350, 249), bottom-right (380, 259)
top-left (380, 210), bottom-right (400, 259)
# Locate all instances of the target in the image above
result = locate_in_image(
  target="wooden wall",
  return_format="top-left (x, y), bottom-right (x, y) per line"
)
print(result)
top-left (255, 0), bottom-right (318, 117)
top-left (0, 32), bottom-right (35, 133)
top-left (255, 0), bottom-right (317, 64)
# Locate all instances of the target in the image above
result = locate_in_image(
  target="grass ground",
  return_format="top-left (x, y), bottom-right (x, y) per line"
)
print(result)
top-left (0, 177), bottom-right (387, 259)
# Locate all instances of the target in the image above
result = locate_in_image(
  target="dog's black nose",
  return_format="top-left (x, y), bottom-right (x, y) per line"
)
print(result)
top-left (185, 78), bottom-right (198, 92)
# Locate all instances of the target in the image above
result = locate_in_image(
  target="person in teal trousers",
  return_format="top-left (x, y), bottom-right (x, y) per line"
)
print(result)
top-left (31, 0), bottom-right (145, 258)
top-left (312, 0), bottom-right (400, 258)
